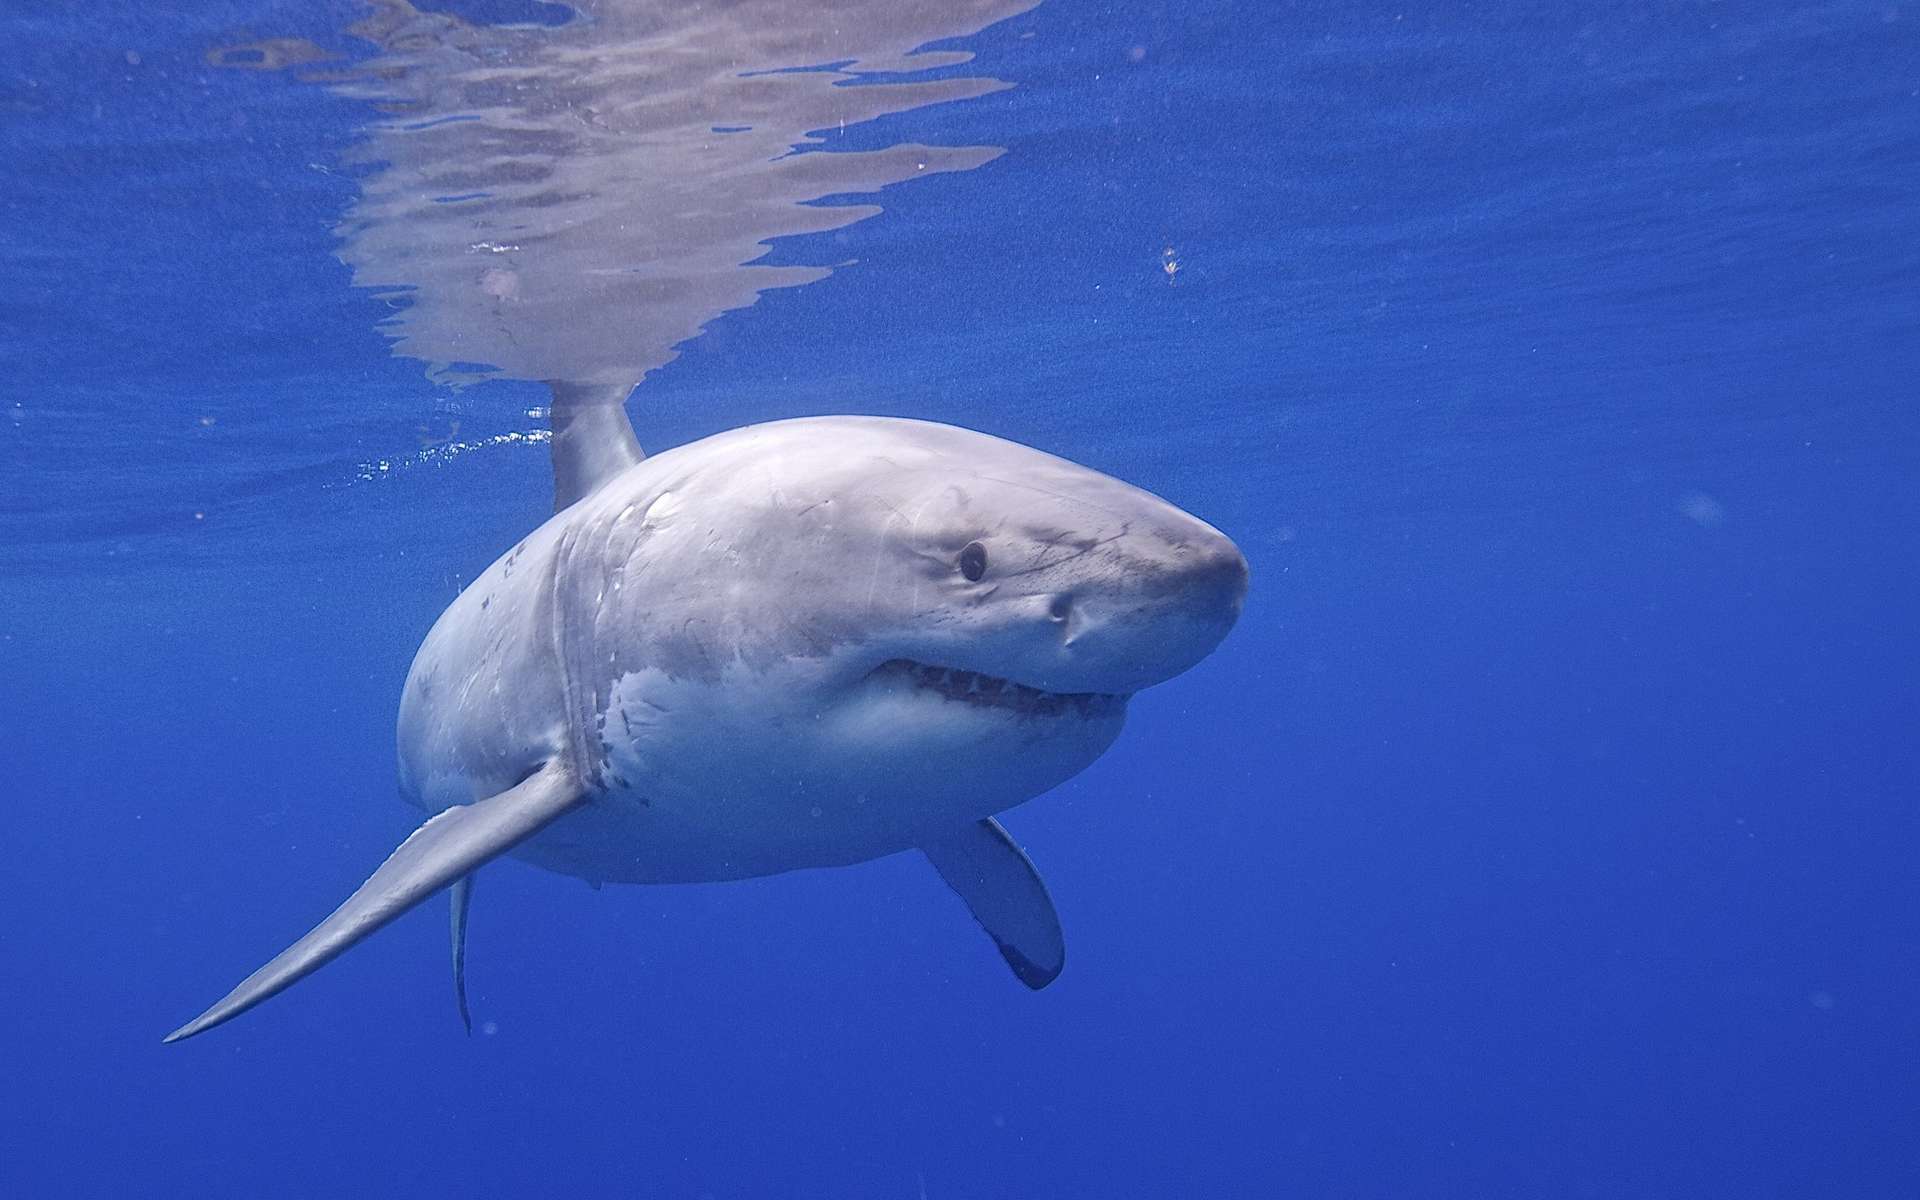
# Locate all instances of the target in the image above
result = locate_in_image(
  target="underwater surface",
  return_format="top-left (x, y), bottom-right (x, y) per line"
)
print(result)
top-left (3, 0), bottom-right (1917, 1195)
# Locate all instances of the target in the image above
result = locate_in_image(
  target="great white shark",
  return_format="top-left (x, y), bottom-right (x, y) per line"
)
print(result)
top-left (165, 391), bottom-right (1247, 1042)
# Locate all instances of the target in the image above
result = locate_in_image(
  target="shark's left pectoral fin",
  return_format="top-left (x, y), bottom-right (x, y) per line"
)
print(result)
top-left (164, 761), bottom-right (585, 1044)
top-left (921, 818), bottom-right (1065, 990)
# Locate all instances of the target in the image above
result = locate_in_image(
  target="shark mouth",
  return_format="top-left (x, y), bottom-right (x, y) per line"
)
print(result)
top-left (875, 659), bottom-right (1127, 719)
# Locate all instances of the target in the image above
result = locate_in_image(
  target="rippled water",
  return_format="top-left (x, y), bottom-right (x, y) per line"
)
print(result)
top-left (3, 2), bottom-right (1917, 1196)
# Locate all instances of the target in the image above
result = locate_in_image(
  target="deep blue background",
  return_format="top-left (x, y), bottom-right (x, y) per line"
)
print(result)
top-left (3, 2), bottom-right (1917, 1196)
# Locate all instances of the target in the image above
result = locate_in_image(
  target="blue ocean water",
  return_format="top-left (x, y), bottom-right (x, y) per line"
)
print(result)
top-left (3, 1), bottom-right (1917, 1195)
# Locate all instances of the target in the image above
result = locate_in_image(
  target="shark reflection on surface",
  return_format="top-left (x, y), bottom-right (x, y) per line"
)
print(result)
top-left (219, 0), bottom-right (1037, 390)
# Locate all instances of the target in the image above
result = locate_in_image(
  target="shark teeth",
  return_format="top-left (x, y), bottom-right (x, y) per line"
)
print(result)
top-left (875, 659), bottom-right (1126, 719)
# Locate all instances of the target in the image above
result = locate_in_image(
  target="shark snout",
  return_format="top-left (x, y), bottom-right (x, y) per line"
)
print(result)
top-left (1044, 521), bottom-right (1247, 694)
top-left (1173, 529), bottom-right (1250, 618)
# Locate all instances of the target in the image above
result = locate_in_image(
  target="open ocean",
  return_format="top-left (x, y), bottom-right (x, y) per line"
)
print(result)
top-left (2, 1), bottom-right (1916, 1196)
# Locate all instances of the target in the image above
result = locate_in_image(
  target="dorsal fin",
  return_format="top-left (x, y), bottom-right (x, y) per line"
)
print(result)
top-left (548, 380), bottom-right (643, 512)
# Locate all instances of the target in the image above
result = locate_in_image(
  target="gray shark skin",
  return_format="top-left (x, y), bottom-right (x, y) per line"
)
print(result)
top-left (166, 411), bottom-right (1246, 1043)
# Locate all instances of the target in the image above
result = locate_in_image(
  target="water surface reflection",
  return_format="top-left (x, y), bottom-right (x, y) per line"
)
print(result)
top-left (220, 0), bottom-right (1034, 400)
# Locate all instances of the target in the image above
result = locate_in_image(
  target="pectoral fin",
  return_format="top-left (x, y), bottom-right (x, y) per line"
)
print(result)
top-left (921, 818), bottom-right (1065, 990)
top-left (164, 761), bottom-right (584, 1044)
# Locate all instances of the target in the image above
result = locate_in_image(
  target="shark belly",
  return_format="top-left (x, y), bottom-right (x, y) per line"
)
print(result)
top-left (510, 657), bottom-right (1127, 885)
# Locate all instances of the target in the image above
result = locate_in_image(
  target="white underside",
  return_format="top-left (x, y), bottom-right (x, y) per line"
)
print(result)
top-left (441, 658), bottom-right (1124, 885)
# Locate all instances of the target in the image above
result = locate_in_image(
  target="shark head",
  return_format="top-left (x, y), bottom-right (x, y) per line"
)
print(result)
top-left (585, 416), bottom-right (1247, 852)
top-left (814, 420), bottom-right (1246, 690)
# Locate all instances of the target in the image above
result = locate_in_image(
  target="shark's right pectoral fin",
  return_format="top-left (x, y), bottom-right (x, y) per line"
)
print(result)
top-left (921, 818), bottom-right (1065, 990)
top-left (164, 760), bottom-right (585, 1044)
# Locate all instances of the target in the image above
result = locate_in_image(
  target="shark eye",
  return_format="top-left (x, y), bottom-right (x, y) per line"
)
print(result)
top-left (958, 541), bottom-right (988, 582)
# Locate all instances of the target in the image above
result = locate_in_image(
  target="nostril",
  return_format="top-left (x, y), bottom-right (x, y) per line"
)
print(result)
top-left (1048, 593), bottom-right (1073, 623)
